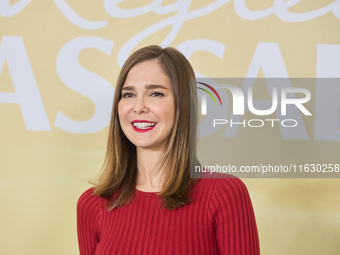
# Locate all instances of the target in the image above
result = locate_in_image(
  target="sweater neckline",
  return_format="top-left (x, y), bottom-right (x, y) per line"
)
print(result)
top-left (135, 189), bottom-right (160, 196)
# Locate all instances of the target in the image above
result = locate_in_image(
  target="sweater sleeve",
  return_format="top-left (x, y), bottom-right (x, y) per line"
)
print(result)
top-left (77, 187), bottom-right (102, 255)
top-left (208, 178), bottom-right (260, 255)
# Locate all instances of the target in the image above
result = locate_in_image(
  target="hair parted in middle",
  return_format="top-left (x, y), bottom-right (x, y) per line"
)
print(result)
top-left (91, 45), bottom-right (201, 210)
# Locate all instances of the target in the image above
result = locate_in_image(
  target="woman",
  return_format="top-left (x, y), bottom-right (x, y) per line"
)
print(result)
top-left (77, 45), bottom-right (260, 254)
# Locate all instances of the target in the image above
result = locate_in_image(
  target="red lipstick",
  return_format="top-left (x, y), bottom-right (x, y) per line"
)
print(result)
top-left (131, 120), bottom-right (157, 133)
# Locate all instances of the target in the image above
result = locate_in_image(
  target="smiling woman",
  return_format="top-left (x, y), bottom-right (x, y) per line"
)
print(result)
top-left (118, 60), bottom-right (175, 154)
top-left (76, 45), bottom-right (260, 255)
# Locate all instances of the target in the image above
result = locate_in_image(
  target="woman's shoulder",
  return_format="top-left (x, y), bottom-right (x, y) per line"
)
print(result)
top-left (193, 173), bottom-right (250, 200)
top-left (78, 186), bottom-right (96, 200)
top-left (77, 187), bottom-right (102, 213)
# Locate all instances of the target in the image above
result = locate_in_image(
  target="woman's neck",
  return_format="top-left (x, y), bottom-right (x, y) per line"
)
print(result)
top-left (136, 147), bottom-right (167, 192)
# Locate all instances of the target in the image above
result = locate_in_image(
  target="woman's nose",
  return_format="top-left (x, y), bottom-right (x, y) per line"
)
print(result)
top-left (133, 96), bottom-right (148, 114)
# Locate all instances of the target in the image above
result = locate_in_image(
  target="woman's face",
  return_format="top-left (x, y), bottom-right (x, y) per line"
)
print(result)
top-left (118, 60), bottom-right (175, 151)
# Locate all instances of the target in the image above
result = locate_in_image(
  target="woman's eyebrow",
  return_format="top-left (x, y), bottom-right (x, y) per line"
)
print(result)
top-left (145, 84), bottom-right (169, 90)
top-left (121, 86), bottom-right (135, 91)
top-left (121, 84), bottom-right (169, 91)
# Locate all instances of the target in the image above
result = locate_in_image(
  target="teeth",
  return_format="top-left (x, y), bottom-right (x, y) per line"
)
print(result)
top-left (133, 122), bottom-right (157, 129)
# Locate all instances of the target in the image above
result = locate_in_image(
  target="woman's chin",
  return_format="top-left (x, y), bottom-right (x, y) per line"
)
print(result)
top-left (135, 143), bottom-right (156, 150)
top-left (134, 141), bottom-right (166, 151)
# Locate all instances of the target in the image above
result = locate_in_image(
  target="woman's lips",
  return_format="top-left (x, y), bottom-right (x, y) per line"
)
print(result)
top-left (131, 121), bottom-right (157, 133)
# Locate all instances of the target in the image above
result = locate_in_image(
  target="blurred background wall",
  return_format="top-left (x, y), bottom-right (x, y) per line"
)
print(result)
top-left (0, 1), bottom-right (339, 254)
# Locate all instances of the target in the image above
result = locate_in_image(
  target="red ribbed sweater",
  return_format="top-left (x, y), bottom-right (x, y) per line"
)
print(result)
top-left (77, 177), bottom-right (260, 255)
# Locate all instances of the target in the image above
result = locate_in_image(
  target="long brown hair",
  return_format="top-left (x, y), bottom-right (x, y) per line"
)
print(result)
top-left (90, 45), bottom-right (200, 210)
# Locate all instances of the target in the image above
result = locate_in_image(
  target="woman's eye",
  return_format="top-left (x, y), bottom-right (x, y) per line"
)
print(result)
top-left (151, 92), bottom-right (164, 97)
top-left (122, 92), bottom-right (134, 98)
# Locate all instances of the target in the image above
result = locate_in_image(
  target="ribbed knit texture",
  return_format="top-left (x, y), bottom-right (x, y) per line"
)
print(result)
top-left (77, 177), bottom-right (260, 255)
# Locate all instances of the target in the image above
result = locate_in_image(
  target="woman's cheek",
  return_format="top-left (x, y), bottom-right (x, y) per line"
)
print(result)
top-left (118, 101), bottom-right (131, 115)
